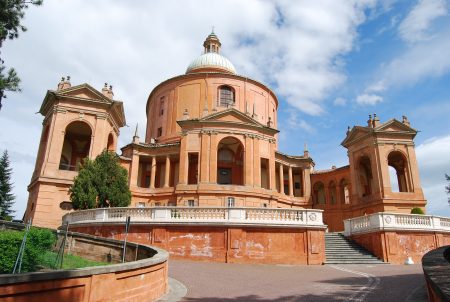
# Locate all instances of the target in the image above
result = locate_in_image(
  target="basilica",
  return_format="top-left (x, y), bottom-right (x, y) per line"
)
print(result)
top-left (24, 32), bottom-right (427, 230)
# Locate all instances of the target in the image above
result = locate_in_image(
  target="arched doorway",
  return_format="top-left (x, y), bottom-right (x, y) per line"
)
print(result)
top-left (388, 151), bottom-right (410, 192)
top-left (217, 137), bottom-right (243, 185)
top-left (59, 121), bottom-right (92, 171)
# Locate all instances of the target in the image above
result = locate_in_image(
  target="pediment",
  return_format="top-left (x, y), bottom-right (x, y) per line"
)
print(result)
top-left (375, 119), bottom-right (417, 133)
top-left (56, 84), bottom-right (112, 104)
top-left (200, 108), bottom-right (266, 127)
top-left (341, 126), bottom-right (371, 147)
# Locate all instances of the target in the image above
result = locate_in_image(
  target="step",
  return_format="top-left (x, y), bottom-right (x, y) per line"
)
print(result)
top-left (324, 232), bottom-right (385, 264)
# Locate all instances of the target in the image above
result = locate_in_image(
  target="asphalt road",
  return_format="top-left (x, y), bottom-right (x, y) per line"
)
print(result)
top-left (169, 260), bottom-right (427, 302)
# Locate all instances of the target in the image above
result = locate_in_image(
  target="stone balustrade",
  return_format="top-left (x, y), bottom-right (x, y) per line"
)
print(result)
top-left (63, 207), bottom-right (325, 227)
top-left (344, 212), bottom-right (450, 236)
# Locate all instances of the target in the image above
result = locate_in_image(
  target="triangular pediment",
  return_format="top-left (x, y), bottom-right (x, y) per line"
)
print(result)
top-left (200, 108), bottom-right (267, 127)
top-left (341, 126), bottom-right (371, 147)
top-left (177, 108), bottom-right (278, 134)
top-left (375, 119), bottom-right (417, 133)
top-left (56, 84), bottom-right (112, 104)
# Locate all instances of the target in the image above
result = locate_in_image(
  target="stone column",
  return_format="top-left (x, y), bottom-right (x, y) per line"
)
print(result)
top-left (244, 135), bottom-right (253, 186)
top-left (150, 156), bottom-right (156, 189)
top-left (303, 167), bottom-right (311, 201)
top-left (200, 132), bottom-right (210, 183)
top-left (279, 164), bottom-right (284, 194)
top-left (253, 136), bottom-right (261, 187)
top-left (164, 155), bottom-right (170, 187)
top-left (288, 166), bottom-right (294, 196)
top-left (129, 151), bottom-right (140, 187)
top-left (209, 133), bottom-right (218, 183)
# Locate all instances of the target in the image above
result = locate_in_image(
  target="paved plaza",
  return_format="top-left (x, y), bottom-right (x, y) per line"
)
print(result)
top-left (168, 260), bottom-right (427, 301)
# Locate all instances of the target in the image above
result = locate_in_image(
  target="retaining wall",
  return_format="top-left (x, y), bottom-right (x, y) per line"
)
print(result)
top-left (422, 245), bottom-right (450, 302)
top-left (0, 221), bottom-right (168, 302)
top-left (350, 230), bottom-right (450, 264)
top-left (70, 223), bottom-right (325, 265)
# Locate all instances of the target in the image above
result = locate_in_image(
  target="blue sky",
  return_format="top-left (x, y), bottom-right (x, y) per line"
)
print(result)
top-left (1, 0), bottom-right (449, 217)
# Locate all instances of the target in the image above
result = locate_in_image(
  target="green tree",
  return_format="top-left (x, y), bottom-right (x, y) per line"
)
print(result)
top-left (0, 0), bottom-right (43, 110)
top-left (70, 151), bottom-right (131, 210)
top-left (0, 150), bottom-right (15, 220)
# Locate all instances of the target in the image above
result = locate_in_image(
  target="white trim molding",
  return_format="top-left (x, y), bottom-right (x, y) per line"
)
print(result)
top-left (344, 212), bottom-right (450, 236)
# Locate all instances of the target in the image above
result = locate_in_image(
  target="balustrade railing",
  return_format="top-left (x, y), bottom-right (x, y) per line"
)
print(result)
top-left (344, 212), bottom-right (450, 236)
top-left (62, 207), bottom-right (325, 227)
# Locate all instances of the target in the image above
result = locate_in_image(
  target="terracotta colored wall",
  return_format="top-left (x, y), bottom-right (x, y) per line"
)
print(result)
top-left (71, 224), bottom-right (325, 265)
top-left (350, 231), bottom-right (450, 264)
top-left (146, 73), bottom-right (278, 144)
top-left (0, 262), bottom-right (167, 302)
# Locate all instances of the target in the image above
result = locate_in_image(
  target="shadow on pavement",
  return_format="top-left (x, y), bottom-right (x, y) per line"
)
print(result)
top-left (181, 273), bottom-right (428, 302)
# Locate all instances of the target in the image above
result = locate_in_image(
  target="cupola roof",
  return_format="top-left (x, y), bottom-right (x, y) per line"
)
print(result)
top-left (186, 31), bottom-right (236, 74)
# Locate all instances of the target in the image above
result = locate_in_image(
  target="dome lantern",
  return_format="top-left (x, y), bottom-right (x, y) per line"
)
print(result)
top-left (203, 29), bottom-right (222, 54)
top-left (186, 31), bottom-right (236, 74)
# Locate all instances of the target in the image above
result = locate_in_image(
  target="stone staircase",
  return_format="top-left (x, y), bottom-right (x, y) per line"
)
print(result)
top-left (325, 232), bottom-right (386, 264)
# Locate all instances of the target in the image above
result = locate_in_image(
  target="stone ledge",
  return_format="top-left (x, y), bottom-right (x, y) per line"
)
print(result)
top-left (422, 245), bottom-right (450, 302)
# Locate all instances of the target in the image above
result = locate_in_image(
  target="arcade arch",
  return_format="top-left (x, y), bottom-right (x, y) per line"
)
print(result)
top-left (388, 151), bottom-right (411, 192)
top-left (59, 121), bottom-right (92, 171)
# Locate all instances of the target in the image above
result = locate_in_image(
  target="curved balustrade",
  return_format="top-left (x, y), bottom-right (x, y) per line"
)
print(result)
top-left (344, 212), bottom-right (450, 236)
top-left (62, 207), bottom-right (325, 227)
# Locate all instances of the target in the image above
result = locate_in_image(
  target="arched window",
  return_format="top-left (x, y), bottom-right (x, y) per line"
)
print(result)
top-left (59, 121), bottom-right (92, 171)
top-left (329, 181), bottom-right (337, 205)
top-left (358, 156), bottom-right (373, 197)
top-left (217, 137), bottom-right (244, 185)
top-left (339, 178), bottom-right (350, 204)
top-left (218, 85), bottom-right (235, 107)
top-left (313, 182), bottom-right (326, 204)
top-left (388, 151), bottom-right (410, 192)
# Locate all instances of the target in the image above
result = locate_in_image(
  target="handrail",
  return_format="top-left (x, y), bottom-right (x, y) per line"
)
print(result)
top-left (62, 207), bottom-right (326, 227)
top-left (343, 212), bottom-right (450, 236)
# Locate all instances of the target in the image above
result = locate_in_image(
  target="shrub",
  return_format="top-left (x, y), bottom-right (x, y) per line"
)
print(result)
top-left (410, 207), bottom-right (425, 215)
top-left (0, 228), bottom-right (56, 273)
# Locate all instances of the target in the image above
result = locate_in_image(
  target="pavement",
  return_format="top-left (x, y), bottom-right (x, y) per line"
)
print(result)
top-left (167, 260), bottom-right (428, 302)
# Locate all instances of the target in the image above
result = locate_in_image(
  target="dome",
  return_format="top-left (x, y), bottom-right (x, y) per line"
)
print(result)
top-left (186, 52), bottom-right (236, 74)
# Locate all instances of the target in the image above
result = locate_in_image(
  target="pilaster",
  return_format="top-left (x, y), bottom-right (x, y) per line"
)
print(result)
top-left (244, 135), bottom-right (253, 186)
top-left (200, 131), bottom-right (210, 183)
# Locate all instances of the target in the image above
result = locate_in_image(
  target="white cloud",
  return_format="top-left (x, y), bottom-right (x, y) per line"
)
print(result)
top-left (356, 93), bottom-right (383, 105)
top-left (399, 0), bottom-right (448, 43)
top-left (287, 110), bottom-right (315, 133)
top-left (0, 0), bottom-right (390, 217)
top-left (416, 135), bottom-right (450, 216)
top-left (334, 97), bottom-right (347, 106)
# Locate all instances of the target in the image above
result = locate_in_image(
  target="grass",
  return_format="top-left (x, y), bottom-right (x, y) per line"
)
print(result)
top-left (39, 251), bottom-right (110, 270)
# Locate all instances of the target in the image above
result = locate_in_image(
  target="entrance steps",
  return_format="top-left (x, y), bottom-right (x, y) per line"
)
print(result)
top-left (324, 232), bottom-right (386, 264)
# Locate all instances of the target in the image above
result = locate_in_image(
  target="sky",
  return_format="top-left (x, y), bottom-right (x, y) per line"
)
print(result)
top-left (1, 0), bottom-right (449, 218)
